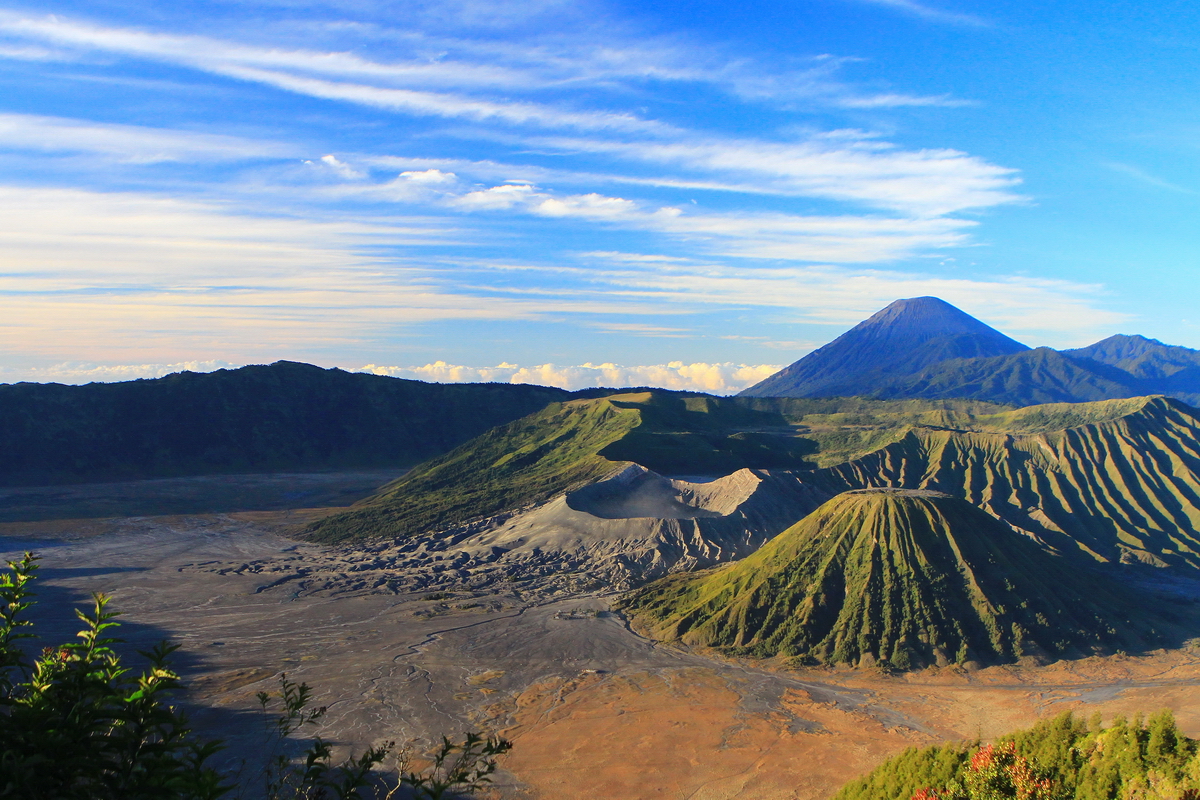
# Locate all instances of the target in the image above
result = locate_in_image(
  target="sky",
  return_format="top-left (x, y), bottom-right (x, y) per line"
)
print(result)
top-left (2, 0), bottom-right (1199, 391)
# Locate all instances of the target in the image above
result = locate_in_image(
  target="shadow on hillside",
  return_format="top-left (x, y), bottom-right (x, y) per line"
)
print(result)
top-left (0, 469), bottom-right (403, 523)
top-left (13, 571), bottom-right (375, 791)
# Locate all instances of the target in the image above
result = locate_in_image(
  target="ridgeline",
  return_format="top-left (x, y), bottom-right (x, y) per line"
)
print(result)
top-left (306, 391), bottom-right (1200, 575)
top-left (303, 392), bottom-right (1005, 543)
top-left (818, 396), bottom-right (1200, 569)
top-left (0, 361), bottom-right (580, 485)
top-left (304, 396), bottom-right (644, 543)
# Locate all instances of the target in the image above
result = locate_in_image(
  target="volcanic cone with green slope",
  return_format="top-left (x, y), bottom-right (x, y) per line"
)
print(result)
top-left (621, 489), bottom-right (1165, 669)
top-left (814, 395), bottom-right (1200, 569)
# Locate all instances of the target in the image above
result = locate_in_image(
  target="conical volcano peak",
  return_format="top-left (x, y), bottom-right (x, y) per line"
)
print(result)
top-left (623, 487), bottom-right (1161, 669)
top-left (857, 297), bottom-right (1007, 337)
top-left (739, 297), bottom-right (1030, 398)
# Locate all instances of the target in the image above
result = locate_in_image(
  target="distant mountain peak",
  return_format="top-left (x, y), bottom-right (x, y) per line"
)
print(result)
top-left (861, 296), bottom-right (987, 327)
top-left (739, 296), bottom-right (1029, 398)
top-left (1064, 333), bottom-right (1200, 385)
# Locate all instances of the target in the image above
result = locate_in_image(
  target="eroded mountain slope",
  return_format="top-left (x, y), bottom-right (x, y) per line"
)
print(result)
top-left (621, 489), bottom-right (1167, 668)
top-left (307, 390), bottom-right (1200, 586)
top-left (815, 396), bottom-right (1200, 567)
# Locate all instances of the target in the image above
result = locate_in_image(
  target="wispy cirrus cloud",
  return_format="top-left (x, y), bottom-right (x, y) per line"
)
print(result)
top-left (0, 13), bottom-right (1013, 223)
top-left (0, 185), bottom-right (696, 363)
top-left (213, 65), bottom-right (669, 133)
top-left (0, 181), bottom-right (1121, 372)
top-left (835, 93), bottom-right (975, 109)
top-left (1104, 161), bottom-right (1198, 195)
top-left (0, 4), bottom-right (1086, 379)
top-left (0, 185), bottom-right (490, 361)
top-left (0, 14), bottom-right (677, 134)
top-left (0, 12), bottom-right (974, 121)
top-left (0, 113), bottom-right (295, 162)
top-left (386, 174), bottom-right (975, 262)
top-left (566, 254), bottom-right (1127, 342)
top-left (846, 0), bottom-right (989, 27)
top-left (522, 134), bottom-right (1019, 216)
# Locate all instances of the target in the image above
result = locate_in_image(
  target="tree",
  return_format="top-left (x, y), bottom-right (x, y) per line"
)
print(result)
top-left (912, 743), bottom-right (1062, 800)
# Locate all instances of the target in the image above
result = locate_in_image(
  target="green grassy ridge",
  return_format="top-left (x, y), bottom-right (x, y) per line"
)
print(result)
top-left (303, 392), bottom-right (1194, 546)
top-left (303, 392), bottom-right (1018, 543)
top-left (620, 490), bottom-right (1163, 668)
top-left (602, 395), bottom-right (1153, 472)
top-left (304, 397), bottom-right (644, 543)
top-left (835, 710), bottom-right (1200, 800)
top-left (599, 394), bottom-right (1042, 473)
top-left (816, 396), bottom-right (1200, 568)
top-left (304, 390), bottom-right (834, 543)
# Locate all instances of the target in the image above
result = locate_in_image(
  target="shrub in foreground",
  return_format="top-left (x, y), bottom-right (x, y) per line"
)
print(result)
top-left (0, 554), bottom-right (508, 799)
top-left (837, 710), bottom-right (1200, 800)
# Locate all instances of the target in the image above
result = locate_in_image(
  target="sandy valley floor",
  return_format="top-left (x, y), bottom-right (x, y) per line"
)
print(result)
top-left (3, 472), bottom-right (1200, 800)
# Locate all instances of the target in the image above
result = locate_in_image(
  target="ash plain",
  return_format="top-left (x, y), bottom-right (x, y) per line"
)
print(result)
top-left (5, 471), bottom-right (1200, 800)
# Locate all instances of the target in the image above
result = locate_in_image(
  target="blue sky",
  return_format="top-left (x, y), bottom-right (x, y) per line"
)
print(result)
top-left (2, 0), bottom-right (1198, 390)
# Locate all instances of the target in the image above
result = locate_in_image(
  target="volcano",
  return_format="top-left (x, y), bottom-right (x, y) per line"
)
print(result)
top-left (739, 297), bottom-right (1030, 398)
top-left (621, 488), bottom-right (1162, 669)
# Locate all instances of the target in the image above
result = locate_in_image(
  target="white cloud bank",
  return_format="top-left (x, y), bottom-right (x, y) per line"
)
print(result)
top-left (360, 361), bottom-right (781, 393)
top-left (0, 359), bottom-right (783, 394)
top-left (0, 360), bottom-right (239, 384)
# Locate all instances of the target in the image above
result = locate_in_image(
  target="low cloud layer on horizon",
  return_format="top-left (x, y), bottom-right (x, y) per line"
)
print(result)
top-left (0, 359), bottom-right (783, 395)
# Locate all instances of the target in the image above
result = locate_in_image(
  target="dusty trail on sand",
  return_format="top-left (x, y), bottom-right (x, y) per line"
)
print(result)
top-left (4, 472), bottom-right (1200, 799)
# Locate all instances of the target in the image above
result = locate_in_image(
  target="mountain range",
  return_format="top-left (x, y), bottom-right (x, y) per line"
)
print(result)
top-left (308, 391), bottom-right (1200, 572)
top-left (740, 296), bottom-right (1200, 406)
top-left (6, 300), bottom-right (1200, 672)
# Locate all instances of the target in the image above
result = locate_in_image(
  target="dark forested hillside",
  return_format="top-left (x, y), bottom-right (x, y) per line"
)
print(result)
top-left (0, 362), bottom-right (581, 485)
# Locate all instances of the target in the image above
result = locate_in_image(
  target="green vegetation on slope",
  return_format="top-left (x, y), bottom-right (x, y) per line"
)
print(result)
top-left (816, 395), bottom-right (1200, 568)
top-left (730, 396), bottom-right (1015, 467)
top-left (0, 361), bottom-right (578, 485)
top-left (598, 392), bottom-right (823, 473)
top-left (305, 397), bottom-right (644, 543)
top-left (875, 347), bottom-right (1147, 407)
top-left (836, 711), bottom-right (1200, 800)
top-left (304, 391), bottom-right (1018, 543)
top-left (303, 389), bottom-right (1200, 564)
top-left (620, 489), bottom-right (1162, 668)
